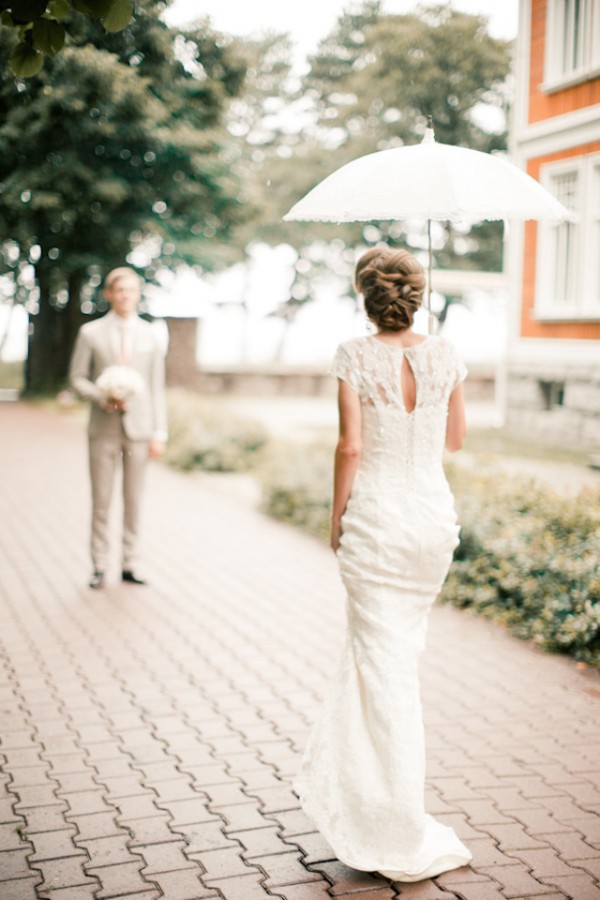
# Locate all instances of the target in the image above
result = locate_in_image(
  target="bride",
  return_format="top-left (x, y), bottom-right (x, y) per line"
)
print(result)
top-left (294, 247), bottom-right (472, 882)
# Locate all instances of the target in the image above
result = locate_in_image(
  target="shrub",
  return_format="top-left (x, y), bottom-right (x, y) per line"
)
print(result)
top-left (165, 390), bottom-right (269, 473)
top-left (442, 464), bottom-right (600, 667)
top-left (257, 445), bottom-right (600, 668)
top-left (258, 441), bottom-right (334, 541)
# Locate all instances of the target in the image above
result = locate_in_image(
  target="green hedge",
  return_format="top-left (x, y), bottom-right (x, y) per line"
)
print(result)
top-left (165, 390), bottom-right (268, 473)
top-left (444, 465), bottom-right (600, 666)
top-left (165, 391), bottom-right (600, 668)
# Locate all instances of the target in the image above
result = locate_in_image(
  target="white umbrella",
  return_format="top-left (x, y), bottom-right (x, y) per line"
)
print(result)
top-left (283, 125), bottom-right (568, 330)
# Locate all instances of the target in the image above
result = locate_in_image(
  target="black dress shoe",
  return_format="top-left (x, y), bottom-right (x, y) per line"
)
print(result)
top-left (89, 571), bottom-right (105, 589)
top-left (122, 570), bottom-right (147, 585)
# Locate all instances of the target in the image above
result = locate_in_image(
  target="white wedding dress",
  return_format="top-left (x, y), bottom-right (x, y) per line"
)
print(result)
top-left (294, 334), bottom-right (472, 882)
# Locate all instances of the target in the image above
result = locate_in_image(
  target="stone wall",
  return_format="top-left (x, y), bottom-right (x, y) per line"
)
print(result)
top-left (164, 317), bottom-right (495, 400)
top-left (505, 361), bottom-right (600, 447)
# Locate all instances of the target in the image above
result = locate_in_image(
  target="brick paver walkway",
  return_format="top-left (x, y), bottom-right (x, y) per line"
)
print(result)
top-left (1, 403), bottom-right (600, 900)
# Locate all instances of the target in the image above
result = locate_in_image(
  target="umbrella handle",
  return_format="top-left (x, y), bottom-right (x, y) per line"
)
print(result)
top-left (427, 218), bottom-right (436, 335)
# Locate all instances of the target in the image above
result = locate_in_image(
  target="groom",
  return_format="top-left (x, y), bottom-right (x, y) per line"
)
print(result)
top-left (69, 267), bottom-right (168, 589)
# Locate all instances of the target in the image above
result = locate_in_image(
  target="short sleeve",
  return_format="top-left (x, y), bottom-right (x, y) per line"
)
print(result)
top-left (330, 342), bottom-right (362, 394)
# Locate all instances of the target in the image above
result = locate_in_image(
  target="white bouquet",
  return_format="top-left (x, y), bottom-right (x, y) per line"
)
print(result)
top-left (96, 365), bottom-right (144, 402)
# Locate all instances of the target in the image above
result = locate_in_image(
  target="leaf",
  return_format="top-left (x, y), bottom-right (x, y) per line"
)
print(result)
top-left (11, 0), bottom-right (49, 22)
top-left (9, 41), bottom-right (44, 76)
top-left (47, 0), bottom-right (71, 20)
top-left (101, 0), bottom-right (133, 33)
top-left (32, 18), bottom-right (65, 56)
top-left (0, 11), bottom-right (14, 26)
top-left (81, 0), bottom-right (115, 18)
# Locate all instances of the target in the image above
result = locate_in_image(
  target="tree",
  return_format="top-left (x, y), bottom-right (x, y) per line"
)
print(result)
top-left (1, 0), bottom-right (134, 76)
top-left (0, 2), bottom-right (247, 390)
top-left (235, 2), bottom-right (513, 344)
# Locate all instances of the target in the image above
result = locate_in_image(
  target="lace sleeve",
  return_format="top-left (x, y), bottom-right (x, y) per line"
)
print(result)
top-left (330, 342), bottom-right (362, 394)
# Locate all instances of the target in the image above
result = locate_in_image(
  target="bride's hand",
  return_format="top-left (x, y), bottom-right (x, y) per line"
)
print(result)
top-left (330, 520), bottom-right (342, 553)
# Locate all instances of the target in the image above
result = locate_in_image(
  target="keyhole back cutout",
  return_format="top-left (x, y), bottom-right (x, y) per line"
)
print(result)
top-left (401, 354), bottom-right (417, 414)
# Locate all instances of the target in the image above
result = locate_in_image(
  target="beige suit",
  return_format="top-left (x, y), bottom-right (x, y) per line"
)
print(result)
top-left (69, 311), bottom-right (167, 572)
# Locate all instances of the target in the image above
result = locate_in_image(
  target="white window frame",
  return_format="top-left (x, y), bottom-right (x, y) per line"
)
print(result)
top-left (543, 0), bottom-right (600, 92)
top-left (535, 153), bottom-right (600, 321)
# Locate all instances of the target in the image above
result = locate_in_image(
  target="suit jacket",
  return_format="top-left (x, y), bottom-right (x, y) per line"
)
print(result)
top-left (69, 312), bottom-right (168, 442)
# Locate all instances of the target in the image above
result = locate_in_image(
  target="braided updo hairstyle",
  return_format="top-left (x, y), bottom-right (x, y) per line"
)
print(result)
top-left (355, 247), bottom-right (426, 331)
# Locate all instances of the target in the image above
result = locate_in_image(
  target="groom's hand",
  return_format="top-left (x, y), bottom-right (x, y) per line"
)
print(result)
top-left (105, 396), bottom-right (126, 412)
top-left (149, 441), bottom-right (166, 460)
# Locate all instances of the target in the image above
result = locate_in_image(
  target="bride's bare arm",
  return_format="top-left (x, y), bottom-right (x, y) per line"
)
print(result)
top-left (331, 380), bottom-right (362, 551)
top-left (445, 383), bottom-right (466, 452)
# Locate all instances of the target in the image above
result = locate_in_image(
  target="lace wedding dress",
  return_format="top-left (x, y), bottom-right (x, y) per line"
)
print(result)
top-left (294, 334), bottom-right (472, 882)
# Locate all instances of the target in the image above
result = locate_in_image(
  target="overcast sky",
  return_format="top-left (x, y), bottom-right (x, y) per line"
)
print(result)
top-left (165, 0), bottom-right (519, 67)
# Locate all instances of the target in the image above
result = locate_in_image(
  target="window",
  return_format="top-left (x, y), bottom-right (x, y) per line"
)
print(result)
top-left (546, 0), bottom-right (600, 87)
top-left (539, 380), bottom-right (565, 409)
top-left (535, 154), bottom-right (600, 320)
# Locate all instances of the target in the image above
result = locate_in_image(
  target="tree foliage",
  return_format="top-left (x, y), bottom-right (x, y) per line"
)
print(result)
top-left (0, 1), bottom-right (247, 389)
top-left (0, 0), bottom-right (136, 76)
top-left (235, 2), bottom-right (513, 338)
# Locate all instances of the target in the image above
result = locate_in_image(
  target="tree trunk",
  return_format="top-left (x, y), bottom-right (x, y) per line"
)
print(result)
top-left (57, 270), bottom-right (86, 380)
top-left (24, 263), bottom-right (62, 394)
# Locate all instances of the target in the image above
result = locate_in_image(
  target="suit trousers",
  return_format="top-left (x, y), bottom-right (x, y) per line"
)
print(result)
top-left (89, 426), bottom-right (149, 572)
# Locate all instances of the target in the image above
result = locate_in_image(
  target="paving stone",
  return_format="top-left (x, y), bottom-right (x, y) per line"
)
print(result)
top-left (478, 864), bottom-right (558, 898)
top-left (478, 822), bottom-right (548, 850)
top-left (542, 831), bottom-right (599, 860)
top-left (14, 785), bottom-right (64, 809)
top-left (176, 821), bottom-right (240, 854)
top-left (41, 888), bottom-right (123, 900)
top-left (60, 791), bottom-right (113, 817)
top-left (220, 803), bottom-right (276, 833)
top-left (33, 855), bottom-right (99, 891)
top-left (190, 846), bottom-right (262, 880)
top-left (0, 799), bottom-right (21, 824)
top-left (457, 800), bottom-right (516, 826)
top-left (0, 822), bottom-right (30, 851)
top-left (207, 873), bottom-right (272, 899)
top-left (504, 847), bottom-right (575, 876)
top-left (538, 873), bottom-right (600, 899)
top-left (394, 881), bottom-right (460, 899)
top-left (283, 831), bottom-right (336, 865)
top-left (138, 840), bottom-right (198, 874)
top-left (231, 824), bottom-right (293, 860)
top-left (78, 834), bottom-right (139, 867)
top-left (29, 828), bottom-right (85, 861)
top-left (435, 883), bottom-right (505, 900)
top-left (308, 860), bottom-right (387, 893)
top-left (0, 847), bottom-right (34, 879)
top-left (0, 877), bottom-right (40, 900)
top-left (65, 812), bottom-right (121, 840)
top-left (158, 798), bottom-right (218, 827)
top-left (124, 815), bottom-right (182, 847)
top-left (114, 795), bottom-right (164, 820)
top-left (266, 809), bottom-right (316, 837)
top-left (569, 856), bottom-right (600, 879)
top-left (87, 860), bottom-right (155, 898)
top-left (22, 806), bottom-right (70, 834)
top-left (258, 849), bottom-right (323, 886)
top-left (150, 867), bottom-right (219, 899)
top-left (276, 884), bottom-right (332, 900)
top-left (53, 771), bottom-right (101, 794)
top-left (244, 784), bottom-right (302, 814)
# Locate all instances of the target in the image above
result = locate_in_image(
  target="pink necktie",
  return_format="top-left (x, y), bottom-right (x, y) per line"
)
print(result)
top-left (118, 323), bottom-right (131, 366)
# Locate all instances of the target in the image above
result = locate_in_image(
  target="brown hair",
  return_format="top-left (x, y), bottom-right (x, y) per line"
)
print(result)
top-left (355, 247), bottom-right (425, 331)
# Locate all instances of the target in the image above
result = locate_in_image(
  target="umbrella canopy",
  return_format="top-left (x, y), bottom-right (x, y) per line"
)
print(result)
top-left (284, 128), bottom-right (567, 224)
top-left (283, 127), bottom-right (568, 330)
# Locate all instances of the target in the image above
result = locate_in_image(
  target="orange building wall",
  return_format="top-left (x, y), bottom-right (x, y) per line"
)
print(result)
top-left (521, 145), bottom-right (600, 340)
top-left (529, 0), bottom-right (600, 124)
